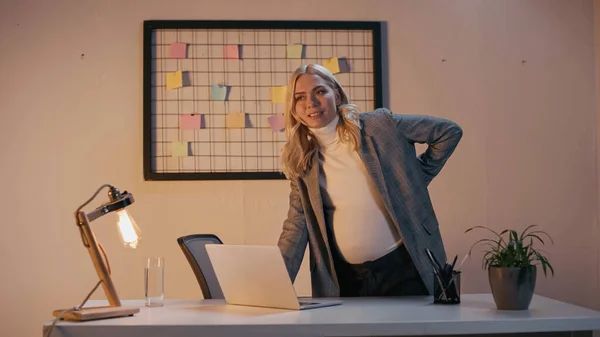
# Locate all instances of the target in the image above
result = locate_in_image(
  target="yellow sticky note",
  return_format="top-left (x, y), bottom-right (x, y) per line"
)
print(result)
top-left (270, 86), bottom-right (287, 104)
top-left (286, 44), bottom-right (304, 59)
top-left (166, 70), bottom-right (183, 90)
top-left (322, 58), bottom-right (340, 74)
top-left (226, 112), bottom-right (246, 128)
top-left (171, 141), bottom-right (189, 157)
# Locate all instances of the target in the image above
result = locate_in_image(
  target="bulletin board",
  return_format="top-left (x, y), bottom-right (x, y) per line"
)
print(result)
top-left (143, 20), bottom-right (384, 181)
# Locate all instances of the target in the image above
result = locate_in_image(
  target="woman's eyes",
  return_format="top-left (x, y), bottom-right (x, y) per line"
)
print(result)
top-left (295, 89), bottom-right (327, 103)
top-left (296, 90), bottom-right (326, 100)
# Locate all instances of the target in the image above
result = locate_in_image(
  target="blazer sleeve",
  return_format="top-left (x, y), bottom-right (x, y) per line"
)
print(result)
top-left (383, 108), bottom-right (463, 186)
top-left (277, 178), bottom-right (309, 283)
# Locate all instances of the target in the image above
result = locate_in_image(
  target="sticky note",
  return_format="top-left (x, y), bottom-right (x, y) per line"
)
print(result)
top-left (211, 84), bottom-right (229, 100)
top-left (338, 57), bottom-right (351, 72)
top-left (322, 58), bottom-right (341, 74)
top-left (170, 43), bottom-right (187, 58)
top-left (171, 141), bottom-right (189, 157)
top-left (166, 70), bottom-right (183, 90)
top-left (286, 44), bottom-right (305, 59)
top-left (270, 86), bottom-right (287, 104)
top-left (224, 45), bottom-right (241, 59)
top-left (323, 57), bottom-right (351, 74)
top-left (180, 114), bottom-right (202, 130)
top-left (226, 112), bottom-right (246, 128)
top-left (267, 114), bottom-right (285, 132)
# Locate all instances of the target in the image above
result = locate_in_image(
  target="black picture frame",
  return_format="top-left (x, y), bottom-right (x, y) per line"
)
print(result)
top-left (143, 20), bottom-right (385, 181)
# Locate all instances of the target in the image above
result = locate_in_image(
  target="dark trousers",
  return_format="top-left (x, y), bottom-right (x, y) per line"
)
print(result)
top-left (333, 244), bottom-right (429, 297)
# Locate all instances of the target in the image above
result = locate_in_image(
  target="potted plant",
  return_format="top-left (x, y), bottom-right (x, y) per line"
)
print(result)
top-left (465, 224), bottom-right (554, 310)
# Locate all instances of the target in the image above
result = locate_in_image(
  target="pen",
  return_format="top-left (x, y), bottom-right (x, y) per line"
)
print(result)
top-left (450, 255), bottom-right (458, 271)
top-left (440, 253), bottom-right (469, 301)
top-left (456, 253), bottom-right (469, 272)
top-left (425, 249), bottom-right (440, 273)
top-left (442, 255), bottom-right (458, 279)
top-left (429, 249), bottom-right (443, 273)
top-left (426, 249), bottom-right (448, 300)
top-left (441, 269), bottom-right (462, 301)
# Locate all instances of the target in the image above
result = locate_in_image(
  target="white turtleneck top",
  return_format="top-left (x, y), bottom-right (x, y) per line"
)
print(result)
top-left (309, 115), bottom-right (402, 264)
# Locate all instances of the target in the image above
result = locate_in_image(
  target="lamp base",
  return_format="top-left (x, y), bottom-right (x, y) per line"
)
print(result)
top-left (52, 306), bottom-right (140, 321)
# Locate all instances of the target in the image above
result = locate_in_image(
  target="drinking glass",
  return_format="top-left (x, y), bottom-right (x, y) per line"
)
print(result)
top-left (144, 257), bottom-right (164, 307)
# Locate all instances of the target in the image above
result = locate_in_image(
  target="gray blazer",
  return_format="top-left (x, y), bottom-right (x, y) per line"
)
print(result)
top-left (277, 108), bottom-right (463, 297)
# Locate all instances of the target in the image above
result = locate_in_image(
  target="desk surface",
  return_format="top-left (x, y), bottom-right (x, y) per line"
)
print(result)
top-left (44, 294), bottom-right (600, 337)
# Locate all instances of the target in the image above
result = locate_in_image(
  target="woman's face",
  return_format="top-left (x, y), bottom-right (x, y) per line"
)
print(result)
top-left (293, 73), bottom-right (339, 129)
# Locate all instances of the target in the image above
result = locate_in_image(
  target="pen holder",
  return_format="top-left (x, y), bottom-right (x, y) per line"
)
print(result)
top-left (433, 271), bottom-right (461, 304)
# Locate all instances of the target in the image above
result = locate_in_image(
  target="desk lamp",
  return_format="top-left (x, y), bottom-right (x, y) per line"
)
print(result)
top-left (52, 184), bottom-right (142, 321)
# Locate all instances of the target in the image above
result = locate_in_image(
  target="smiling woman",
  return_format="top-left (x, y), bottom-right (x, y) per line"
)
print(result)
top-left (292, 74), bottom-right (340, 129)
top-left (281, 64), bottom-right (362, 180)
top-left (276, 63), bottom-right (464, 299)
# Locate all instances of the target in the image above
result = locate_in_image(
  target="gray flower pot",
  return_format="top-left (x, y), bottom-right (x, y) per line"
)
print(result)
top-left (488, 265), bottom-right (536, 310)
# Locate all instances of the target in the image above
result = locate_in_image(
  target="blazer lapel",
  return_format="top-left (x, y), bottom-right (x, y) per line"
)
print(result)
top-left (304, 151), bottom-right (330, 250)
top-left (304, 150), bottom-right (340, 292)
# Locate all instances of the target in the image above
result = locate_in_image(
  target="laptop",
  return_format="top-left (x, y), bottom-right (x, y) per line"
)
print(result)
top-left (205, 244), bottom-right (343, 310)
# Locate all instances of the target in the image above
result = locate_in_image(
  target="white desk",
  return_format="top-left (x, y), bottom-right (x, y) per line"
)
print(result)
top-left (43, 294), bottom-right (600, 337)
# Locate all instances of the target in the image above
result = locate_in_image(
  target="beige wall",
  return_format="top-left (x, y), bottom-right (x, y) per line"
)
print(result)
top-left (1, 0), bottom-right (599, 336)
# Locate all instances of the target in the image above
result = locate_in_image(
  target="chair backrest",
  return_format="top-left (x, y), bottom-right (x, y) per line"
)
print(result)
top-left (177, 234), bottom-right (224, 299)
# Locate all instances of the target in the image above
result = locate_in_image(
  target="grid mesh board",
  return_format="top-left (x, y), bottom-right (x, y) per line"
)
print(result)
top-left (144, 21), bottom-right (382, 180)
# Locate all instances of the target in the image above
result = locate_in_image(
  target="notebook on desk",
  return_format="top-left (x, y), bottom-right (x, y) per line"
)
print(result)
top-left (205, 244), bottom-right (342, 310)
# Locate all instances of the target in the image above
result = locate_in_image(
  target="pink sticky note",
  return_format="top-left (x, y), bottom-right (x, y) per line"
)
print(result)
top-left (224, 45), bottom-right (240, 59)
top-left (170, 43), bottom-right (187, 58)
top-left (180, 114), bottom-right (202, 130)
top-left (267, 114), bottom-right (285, 132)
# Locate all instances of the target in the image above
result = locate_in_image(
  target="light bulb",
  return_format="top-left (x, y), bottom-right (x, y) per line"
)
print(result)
top-left (116, 209), bottom-right (141, 249)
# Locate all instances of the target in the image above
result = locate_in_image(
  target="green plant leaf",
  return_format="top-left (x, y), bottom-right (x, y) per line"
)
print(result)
top-left (527, 230), bottom-right (554, 245)
top-left (509, 230), bottom-right (519, 243)
top-left (468, 238), bottom-right (505, 254)
top-left (465, 226), bottom-right (507, 245)
top-left (519, 224), bottom-right (538, 241)
top-left (465, 225), bottom-right (554, 274)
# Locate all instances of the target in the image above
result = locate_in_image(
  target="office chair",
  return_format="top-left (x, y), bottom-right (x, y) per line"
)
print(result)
top-left (177, 234), bottom-right (224, 299)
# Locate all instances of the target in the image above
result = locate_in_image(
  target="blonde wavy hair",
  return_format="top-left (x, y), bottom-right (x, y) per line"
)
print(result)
top-left (280, 64), bottom-right (362, 180)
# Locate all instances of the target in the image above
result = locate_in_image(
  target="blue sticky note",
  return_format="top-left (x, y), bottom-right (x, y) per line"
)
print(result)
top-left (210, 84), bottom-right (229, 101)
